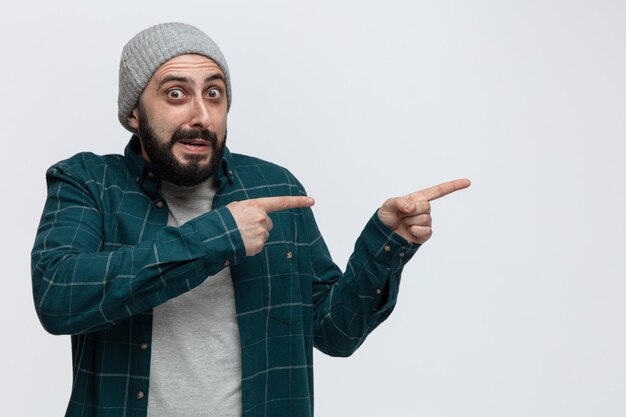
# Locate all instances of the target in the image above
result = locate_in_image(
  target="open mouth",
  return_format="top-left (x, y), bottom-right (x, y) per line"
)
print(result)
top-left (175, 138), bottom-right (212, 155)
top-left (177, 138), bottom-right (210, 147)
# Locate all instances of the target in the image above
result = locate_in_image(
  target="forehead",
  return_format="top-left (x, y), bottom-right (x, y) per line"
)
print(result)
top-left (151, 54), bottom-right (224, 84)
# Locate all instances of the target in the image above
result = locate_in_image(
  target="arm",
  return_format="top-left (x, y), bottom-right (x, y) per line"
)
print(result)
top-left (310, 178), bottom-right (471, 356)
top-left (31, 166), bottom-right (246, 335)
top-left (309, 209), bottom-right (418, 357)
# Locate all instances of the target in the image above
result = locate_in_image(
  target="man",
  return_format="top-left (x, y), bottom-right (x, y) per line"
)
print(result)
top-left (31, 22), bottom-right (470, 417)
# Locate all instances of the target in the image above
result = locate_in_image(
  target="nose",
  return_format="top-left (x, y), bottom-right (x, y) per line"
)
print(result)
top-left (189, 96), bottom-right (211, 128)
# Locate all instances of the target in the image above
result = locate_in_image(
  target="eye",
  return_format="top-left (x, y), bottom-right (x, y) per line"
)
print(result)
top-left (207, 87), bottom-right (222, 99)
top-left (167, 88), bottom-right (184, 100)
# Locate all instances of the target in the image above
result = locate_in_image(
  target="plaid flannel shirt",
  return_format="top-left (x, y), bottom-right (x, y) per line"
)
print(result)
top-left (31, 136), bottom-right (418, 417)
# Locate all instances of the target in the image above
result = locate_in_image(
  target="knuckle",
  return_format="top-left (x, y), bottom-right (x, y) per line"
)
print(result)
top-left (421, 201), bottom-right (431, 213)
top-left (252, 239), bottom-right (263, 251)
top-left (249, 201), bottom-right (264, 212)
top-left (246, 241), bottom-right (260, 256)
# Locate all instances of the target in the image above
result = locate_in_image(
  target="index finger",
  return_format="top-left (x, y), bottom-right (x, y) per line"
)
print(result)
top-left (411, 178), bottom-right (471, 202)
top-left (253, 196), bottom-right (315, 213)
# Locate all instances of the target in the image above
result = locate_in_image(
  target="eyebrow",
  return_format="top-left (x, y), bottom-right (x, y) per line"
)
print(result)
top-left (157, 74), bottom-right (226, 89)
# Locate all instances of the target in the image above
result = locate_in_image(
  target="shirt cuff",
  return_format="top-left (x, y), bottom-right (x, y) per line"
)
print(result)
top-left (362, 211), bottom-right (420, 270)
top-left (190, 206), bottom-right (247, 268)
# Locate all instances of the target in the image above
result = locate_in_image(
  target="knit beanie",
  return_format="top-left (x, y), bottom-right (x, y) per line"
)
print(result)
top-left (117, 22), bottom-right (231, 133)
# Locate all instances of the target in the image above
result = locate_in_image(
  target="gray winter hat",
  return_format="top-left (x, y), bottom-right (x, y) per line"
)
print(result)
top-left (118, 22), bottom-right (231, 133)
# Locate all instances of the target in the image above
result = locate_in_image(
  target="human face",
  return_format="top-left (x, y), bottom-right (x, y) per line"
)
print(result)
top-left (127, 54), bottom-right (228, 185)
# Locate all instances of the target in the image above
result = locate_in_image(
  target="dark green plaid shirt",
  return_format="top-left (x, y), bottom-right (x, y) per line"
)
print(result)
top-left (31, 136), bottom-right (418, 417)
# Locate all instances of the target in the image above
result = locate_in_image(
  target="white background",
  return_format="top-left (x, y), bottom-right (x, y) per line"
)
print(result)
top-left (1, 1), bottom-right (625, 416)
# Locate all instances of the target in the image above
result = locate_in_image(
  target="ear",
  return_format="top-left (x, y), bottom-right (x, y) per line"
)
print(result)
top-left (127, 107), bottom-right (140, 130)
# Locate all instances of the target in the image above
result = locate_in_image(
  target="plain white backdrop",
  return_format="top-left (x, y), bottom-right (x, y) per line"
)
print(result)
top-left (2, 1), bottom-right (625, 416)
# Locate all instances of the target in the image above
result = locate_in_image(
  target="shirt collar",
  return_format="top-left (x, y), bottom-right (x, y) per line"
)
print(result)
top-left (124, 135), bottom-right (235, 198)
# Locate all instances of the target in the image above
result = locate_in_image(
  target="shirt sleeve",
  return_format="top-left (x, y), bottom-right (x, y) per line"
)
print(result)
top-left (307, 208), bottom-right (420, 357)
top-left (31, 165), bottom-right (246, 336)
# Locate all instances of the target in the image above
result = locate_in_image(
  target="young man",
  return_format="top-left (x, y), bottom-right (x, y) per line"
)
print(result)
top-left (31, 22), bottom-right (470, 417)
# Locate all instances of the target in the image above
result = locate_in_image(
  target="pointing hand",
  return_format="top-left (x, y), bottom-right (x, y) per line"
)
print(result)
top-left (378, 179), bottom-right (471, 244)
top-left (227, 196), bottom-right (315, 256)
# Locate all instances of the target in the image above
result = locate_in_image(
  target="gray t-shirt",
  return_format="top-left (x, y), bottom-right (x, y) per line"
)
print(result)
top-left (147, 179), bottom-right (242, 417)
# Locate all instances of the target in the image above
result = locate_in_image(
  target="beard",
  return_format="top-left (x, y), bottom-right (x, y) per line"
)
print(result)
top-left (137, 107), bottom-right (226, 186)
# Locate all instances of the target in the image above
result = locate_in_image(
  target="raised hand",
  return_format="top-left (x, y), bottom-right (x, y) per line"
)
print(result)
top-left (377, 179), bottom-right (471, 244)
top-left (227, 196), bottom-right (315, 256)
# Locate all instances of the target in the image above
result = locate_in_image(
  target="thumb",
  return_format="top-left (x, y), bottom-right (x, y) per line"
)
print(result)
top-left (380, 196), bottom-right (415, 214)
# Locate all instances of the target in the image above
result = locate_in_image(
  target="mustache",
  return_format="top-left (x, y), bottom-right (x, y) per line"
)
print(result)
top-left (170, 128), bottom-right (218, 144)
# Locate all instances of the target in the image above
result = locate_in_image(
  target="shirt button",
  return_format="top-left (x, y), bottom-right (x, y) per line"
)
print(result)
top-left (135, 176), bottom-right (141, 183)
top-left (139, 341), bottom-right (148, 350)
top-left (384, 244), bottom-right (392, 253)
top-left (285, 250), bottom-right (293, 260)
top-left (228, 170), bottom-right (234, 177)
top-left (147, 171), bottom-right (155, 178)
top-left (136, 391), bottom-right (145, 400)
top-left (399, 252), bottom-right (406, 258)
top-left (223, 259), bottom-right (230, 267)
top-left (155, 201), bottom-right (164, 209)
top-left (376, 288), bottom-right (382, 295)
